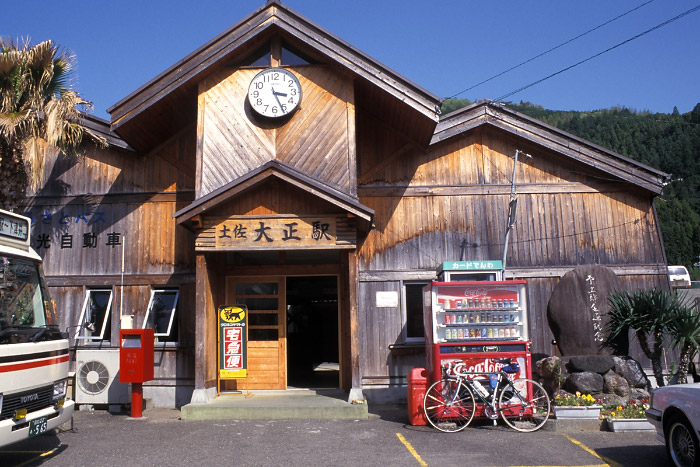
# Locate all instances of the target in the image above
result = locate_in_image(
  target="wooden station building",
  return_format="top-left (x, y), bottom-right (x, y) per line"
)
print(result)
top-left (27, 1), bottom-right (670, 406)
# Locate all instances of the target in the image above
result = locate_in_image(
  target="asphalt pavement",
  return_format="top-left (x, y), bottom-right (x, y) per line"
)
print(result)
top-left (1, 405), bottom-right (670, 467)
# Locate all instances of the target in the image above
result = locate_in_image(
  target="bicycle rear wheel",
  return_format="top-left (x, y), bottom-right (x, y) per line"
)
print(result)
top-left (498, 378), bottom-right (550, 432)
top-left (423, 378), bottom-right (475, 432)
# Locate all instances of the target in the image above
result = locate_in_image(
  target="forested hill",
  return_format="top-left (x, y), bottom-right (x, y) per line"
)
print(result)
top-left (441, 99), bottom-right (700, 279)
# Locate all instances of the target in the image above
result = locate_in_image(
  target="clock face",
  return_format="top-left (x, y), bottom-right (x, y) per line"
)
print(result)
top-left (247, 68), bottom-right (302, 118)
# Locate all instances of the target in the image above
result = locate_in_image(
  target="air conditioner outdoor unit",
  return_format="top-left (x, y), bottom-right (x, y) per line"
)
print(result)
top-left (75, 349), bottom-right (129, 405)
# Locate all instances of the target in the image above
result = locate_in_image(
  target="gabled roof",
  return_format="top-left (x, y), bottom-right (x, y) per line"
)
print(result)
top-left (81, 114), bottom-right (132, 151)
top-left (174, 159), bottom-right (374, 226)
top-left (108, 0), bottom-right (441, 152)
top-left (433, 100), bottom-right (670, 195)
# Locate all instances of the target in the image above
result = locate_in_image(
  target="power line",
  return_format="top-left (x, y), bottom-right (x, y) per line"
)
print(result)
top-left (448, 0), bottom-right (656, 100)
top-left (494, 4), bottom-right (700, 103)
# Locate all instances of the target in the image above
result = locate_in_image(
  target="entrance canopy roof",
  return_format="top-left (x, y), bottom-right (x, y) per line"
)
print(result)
top-left (174, 159), bottom-right (374, 228)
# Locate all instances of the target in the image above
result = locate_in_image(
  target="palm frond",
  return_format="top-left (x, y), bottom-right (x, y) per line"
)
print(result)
top-left (0, 39), bottom-right (102, 208)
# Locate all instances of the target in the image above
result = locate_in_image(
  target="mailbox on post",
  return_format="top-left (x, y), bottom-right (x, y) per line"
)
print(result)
top-left (119, 329), bottom-right (154, 418)
top-left (120, 329), bottom-right (154, 382)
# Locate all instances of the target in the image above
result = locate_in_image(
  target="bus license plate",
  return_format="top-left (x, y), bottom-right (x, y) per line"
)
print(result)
top-left (28, 417), bottom-right (48, 437)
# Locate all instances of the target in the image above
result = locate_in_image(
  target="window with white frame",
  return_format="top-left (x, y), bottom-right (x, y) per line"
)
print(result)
top-left (143, 289), bottom-right (179, 343)
top-left (75, 289), bottom-right (113, 342)
top-left (402, 282), bottom-right (427, 342)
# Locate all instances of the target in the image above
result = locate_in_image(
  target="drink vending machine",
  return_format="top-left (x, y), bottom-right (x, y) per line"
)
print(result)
top-left (422, 280), bottom-right (533, 416)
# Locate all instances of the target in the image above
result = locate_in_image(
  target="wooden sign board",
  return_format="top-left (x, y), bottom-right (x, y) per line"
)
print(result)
top-left (215, 216), bottom-right (337, 249)
top-left (218, 305), bottom-right (248, 379)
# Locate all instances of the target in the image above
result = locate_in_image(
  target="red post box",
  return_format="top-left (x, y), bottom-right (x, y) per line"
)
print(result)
top-left (119, 329), bottom-right (155, 383)
top-left (119, 329), bottom-right (154, 418)
top-left (407, 367), bottom-right (428, 426)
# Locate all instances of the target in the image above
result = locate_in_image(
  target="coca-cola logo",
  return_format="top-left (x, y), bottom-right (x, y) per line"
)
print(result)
top-left (465, 358), bottom-right (502, 374)
top-left (462, 288), bottom-right (489, 298)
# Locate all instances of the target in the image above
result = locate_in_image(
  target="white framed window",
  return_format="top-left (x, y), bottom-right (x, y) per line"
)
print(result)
top-left (143, 289), bottom-right (179, 342)
top-left (75, 289), bottom-right (113, 342)
top-left (402, 281), bottom-right (428, 343)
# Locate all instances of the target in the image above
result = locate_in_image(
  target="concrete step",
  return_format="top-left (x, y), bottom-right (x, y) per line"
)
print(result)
top-left (181, 389), bottom-right (369, 421)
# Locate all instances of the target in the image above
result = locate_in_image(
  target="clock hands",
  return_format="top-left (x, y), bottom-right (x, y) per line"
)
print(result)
top-left (271, 87), bottom-right (288, 98)
top-left (271, 86), bottom-right (288, 111)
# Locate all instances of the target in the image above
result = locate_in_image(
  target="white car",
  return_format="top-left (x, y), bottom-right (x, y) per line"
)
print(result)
top-left (668, 265), bottom-right (692, 289)
top-left (646, 382), bottom-right (700, 467)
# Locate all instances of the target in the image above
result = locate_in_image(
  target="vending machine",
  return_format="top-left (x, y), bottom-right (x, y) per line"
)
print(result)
top-left (422, 280), bottom-right (533, 409)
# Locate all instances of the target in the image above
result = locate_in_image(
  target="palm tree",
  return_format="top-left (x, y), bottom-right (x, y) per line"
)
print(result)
top-left (0, 38), bottom-right (105, 211)
top-left (666, 298), bottom-right (700, 384)
top-left (606, 288), bottom-right (681, 387)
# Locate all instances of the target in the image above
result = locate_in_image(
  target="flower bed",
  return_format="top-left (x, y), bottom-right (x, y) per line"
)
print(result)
top-left (603, 399), bottom-right (653, 431)
top-left (553, 392), bottom-right (602, 419)
top-left (554, 392), bottom-right (600, 407)
top-left (602, 399), bottom-right (649, 419)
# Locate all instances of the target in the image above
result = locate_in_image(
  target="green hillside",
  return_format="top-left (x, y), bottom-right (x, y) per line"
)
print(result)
top-left (441, 99), bottom-right (700, 279)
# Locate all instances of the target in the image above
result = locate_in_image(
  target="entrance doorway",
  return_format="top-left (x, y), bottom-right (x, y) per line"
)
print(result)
top-left (286, 276), bottom-right (339, 388)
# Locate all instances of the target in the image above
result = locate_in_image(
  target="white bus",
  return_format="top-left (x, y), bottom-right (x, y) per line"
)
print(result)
top-left (0, 210), bottom-right (74, 448)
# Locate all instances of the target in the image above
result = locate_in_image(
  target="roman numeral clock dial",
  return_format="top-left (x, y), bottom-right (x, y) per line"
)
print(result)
top-left (247, 68), bottom-right (302, 118)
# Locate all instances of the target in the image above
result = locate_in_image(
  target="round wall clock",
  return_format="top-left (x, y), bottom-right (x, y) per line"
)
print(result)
top-left (247, 68), bottom-right (302, 118)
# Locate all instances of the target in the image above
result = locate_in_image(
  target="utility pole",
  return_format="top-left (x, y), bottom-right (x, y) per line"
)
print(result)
top-left (501, 150), bottom-right (532, 276)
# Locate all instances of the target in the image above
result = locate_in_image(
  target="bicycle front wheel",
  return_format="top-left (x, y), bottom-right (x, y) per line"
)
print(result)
top-left (498, 378), bottom-right (550, 432)
top-left (423, 378), bottom-right (476, 433)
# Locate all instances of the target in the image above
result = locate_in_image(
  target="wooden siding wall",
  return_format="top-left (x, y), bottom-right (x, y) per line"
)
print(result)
top-left (358, 280), bottom-right (425, 388)
top-left (355, 124), bottom-right (668, 383)
top-left (198, 65), bottom-right (355, 198)
top-left (26, 130), bottom-right (197, 389)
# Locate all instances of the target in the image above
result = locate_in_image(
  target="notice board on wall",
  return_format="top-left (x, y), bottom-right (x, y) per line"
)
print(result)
top-left (218, 305), bottom-right (248, 379)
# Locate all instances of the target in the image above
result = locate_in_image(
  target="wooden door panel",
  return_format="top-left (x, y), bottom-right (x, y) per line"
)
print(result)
top-left (224, 277), bottom-right (286, 389)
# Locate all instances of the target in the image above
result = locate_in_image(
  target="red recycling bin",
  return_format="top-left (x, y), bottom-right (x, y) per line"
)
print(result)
top-left (407, 367), bottom-right (428, 426)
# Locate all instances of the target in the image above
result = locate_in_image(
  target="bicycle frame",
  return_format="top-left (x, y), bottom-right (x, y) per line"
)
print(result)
top-left (424, 359), bottom-right (550, 432)
top-left (449, 363), bottom-right (534, 419)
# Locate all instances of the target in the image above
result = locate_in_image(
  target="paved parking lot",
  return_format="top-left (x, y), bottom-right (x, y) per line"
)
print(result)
top-left (1, 407), bottom-right (669, 467)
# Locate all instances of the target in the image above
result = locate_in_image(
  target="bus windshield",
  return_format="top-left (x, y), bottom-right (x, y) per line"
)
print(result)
top-left (0, 255), bottom-right (60, 341)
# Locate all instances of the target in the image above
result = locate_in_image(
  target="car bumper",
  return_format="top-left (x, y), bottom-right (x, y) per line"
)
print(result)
top-left (645, 408), bottom-right (665, 443)
top-left (0, 399), bottom-right (75, 449)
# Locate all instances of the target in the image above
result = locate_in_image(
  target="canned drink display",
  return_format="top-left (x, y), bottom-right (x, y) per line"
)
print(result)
top-left (468, 314), bottom-right (474, 323)
top-left (499, 328), bottom-right (505, 338)
top-left (481, 328), bottom-right (487, 338)
top-left (486, 313), bottom-right (491, 322)
top-left (505, 328), bottom-right (511, 338)
top-left (487, 328), bottom-right (493, 338)
top-left (468, 328), bottom-right (475, 338)
top-left (458, 328), bottom-right (464, 339)
top-left (474, 313), bottom-right (480, 323)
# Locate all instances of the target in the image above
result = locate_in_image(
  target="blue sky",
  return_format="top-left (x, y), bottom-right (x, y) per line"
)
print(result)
top-left (3, 0), bottom-right (699, 119)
